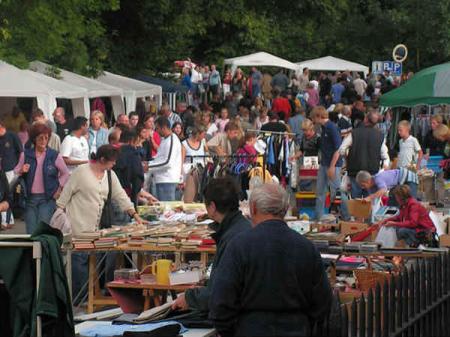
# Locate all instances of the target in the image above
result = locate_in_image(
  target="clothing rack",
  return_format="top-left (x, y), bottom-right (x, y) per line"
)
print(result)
top-left (247, 129), bottom-right (296, 136)
top-left (185, 153), bottom-right (266, 180)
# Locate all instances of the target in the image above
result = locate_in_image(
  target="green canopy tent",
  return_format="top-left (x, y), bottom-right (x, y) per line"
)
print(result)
top-left (380, 62), bottom-right (450, 107)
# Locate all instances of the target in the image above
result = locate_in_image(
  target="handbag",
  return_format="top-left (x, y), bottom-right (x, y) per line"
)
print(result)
top-left (100, 170), bottom-right (113, 229)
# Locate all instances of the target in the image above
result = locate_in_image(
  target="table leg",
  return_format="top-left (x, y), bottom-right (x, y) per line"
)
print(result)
top-left (151, 289), bottom-right (161, 307)
top-left (87, 253), bottom-right (96, 314)
top-left (143, 289), bottom-right (151, 310)
top-left (65, 247), bottom-right (72, 299)
top-left (200, 252), bottom-right (208, 267)
top-left (174, 252), bottom-right (181, 268)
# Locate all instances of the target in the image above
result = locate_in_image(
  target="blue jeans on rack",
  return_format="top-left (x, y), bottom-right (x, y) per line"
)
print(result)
top-left (315, 165), bottom-right (350, 221)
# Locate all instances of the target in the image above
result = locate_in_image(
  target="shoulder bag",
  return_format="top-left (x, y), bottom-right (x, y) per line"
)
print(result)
top-left (100, 170), bottom-right (113, 229)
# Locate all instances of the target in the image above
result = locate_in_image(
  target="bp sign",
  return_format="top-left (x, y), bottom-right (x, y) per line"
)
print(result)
top-left (372, 61), bottom-right (402, 76)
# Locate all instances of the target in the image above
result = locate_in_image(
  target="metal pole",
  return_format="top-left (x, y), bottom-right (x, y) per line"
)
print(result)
top-left (33, 242), bottom-right (42, 337)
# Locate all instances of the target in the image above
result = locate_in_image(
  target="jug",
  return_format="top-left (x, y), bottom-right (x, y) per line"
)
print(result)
top-left (151, 259), bottom-right (174, 285)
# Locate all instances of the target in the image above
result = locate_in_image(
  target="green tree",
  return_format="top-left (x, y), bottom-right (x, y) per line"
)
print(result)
top-left (0, 0), bottom-right (119, 74)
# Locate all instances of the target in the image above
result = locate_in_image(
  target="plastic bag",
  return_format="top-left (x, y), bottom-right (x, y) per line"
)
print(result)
top-left (375, 226), bottom-right (398, 248)
top-left (340, 173), bottom-right (351, 192)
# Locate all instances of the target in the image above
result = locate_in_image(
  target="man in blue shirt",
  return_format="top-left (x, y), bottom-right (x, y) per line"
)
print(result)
top-left (250, 66), bottom-right (262, 99)
top-left (331, 78), bottom-right (345, 104)
top-left (313, 106), bottom-right (349, 221)
top-left (288, 107), bottom-right (305, 145)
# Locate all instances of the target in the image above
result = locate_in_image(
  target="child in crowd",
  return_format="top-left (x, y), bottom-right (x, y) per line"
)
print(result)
top-left (397, 120), bottom-right (422, 169)
top-left (299, 119), bottom-right (321, 157)
top-left (289, 119), bottom-right (320, 191)
top-left (237, 132), bottom-right (258, 164)
top-left (216, 108), bottom-right (230, 133)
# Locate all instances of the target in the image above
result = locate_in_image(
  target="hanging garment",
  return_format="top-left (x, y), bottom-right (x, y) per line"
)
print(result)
top-left (267, 136), bottom-right (275, 165)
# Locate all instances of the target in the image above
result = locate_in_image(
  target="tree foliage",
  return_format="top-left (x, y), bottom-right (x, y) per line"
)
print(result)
top-left (0, 0), bottom-right (119, 75)
top-left (0, 0), bottom-right (449, 76)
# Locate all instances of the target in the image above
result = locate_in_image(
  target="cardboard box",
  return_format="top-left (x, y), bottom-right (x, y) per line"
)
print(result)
top-left (340, 221), bottom-right (369, 236)
top-left (310, 223), bottom-right (340, 232)
top-left (347, 199), bottom-right (371, 219)
top-left (440, 235), bottom-right (450, 247)
top-left (169, 270), bottom-right (201, 285)
top-left (439, 217), bottom-right (450, 248)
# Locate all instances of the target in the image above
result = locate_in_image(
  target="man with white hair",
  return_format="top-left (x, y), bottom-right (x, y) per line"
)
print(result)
top-left (210, 183), bottom-right (332, 337)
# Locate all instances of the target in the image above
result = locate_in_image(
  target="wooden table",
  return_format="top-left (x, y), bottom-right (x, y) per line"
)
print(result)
top-left (107, 281), bottom-right (198, 311)
top-left (71, 244), bottom-right (216, 313)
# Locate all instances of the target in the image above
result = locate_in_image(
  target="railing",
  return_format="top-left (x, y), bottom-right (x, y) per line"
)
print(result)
top-left (315, 252), bottom-right (450, 337)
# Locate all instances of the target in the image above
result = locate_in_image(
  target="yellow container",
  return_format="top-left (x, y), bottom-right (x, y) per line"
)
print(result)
top-left (151, 259), bottom-right (174, 285)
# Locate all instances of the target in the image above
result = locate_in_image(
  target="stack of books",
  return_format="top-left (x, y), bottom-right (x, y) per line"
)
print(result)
top-left (94, 237), bottom-right (119, 248)
top-left (72, 232), bottom-right (100, 249)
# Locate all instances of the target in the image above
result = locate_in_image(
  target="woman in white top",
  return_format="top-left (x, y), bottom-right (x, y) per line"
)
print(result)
top-left (57, 144), bottom-right (146, 299)
top-left (201, 111), bottom-right (218, 141)
top-left (181, 125), bottom-right (208, 176)
top-left (57, 144), bottom-right (145, 236)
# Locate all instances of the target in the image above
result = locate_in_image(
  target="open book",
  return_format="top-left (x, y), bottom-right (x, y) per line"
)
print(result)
top-left (134, 301), bottom-right (174, 324)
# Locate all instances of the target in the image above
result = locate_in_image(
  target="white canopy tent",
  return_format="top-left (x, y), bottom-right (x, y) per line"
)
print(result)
top-left (296, 56), bottom-right (369, 76)
top-left (224, 52), bottom-right (301, 74)
top-left (29, 61), bottom-right (126, 118)
top-left (96, 71), bottom-right (162, 113)
top-left (23, 69), bottom-right (89, 118)
top-left (0, 61), bottom-right (87, 120)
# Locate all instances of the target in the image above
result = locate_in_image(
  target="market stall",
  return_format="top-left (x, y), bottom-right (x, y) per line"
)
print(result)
top-left (96, 71), bottom-right (162, 113)
top-left (380, 62), bottom-right (450, 108)
top-left (29, 60), bottom-right (126, 118)
top-left (0, 61), bottom-right (87, 120)
top-left (224, 51), bottom-right (300, 75)
top-left (136, 74), bottom-right (189, 111)
top-left (295, 55), bottom-right (369, 76)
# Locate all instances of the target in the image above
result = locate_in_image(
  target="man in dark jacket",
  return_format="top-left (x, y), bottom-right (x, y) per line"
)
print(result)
top-left (210, 183), bottom-right (332, 337)
top-left (339, 109), bottom-right (389, 198)
top-left (171, 177), bottom-right (251, 312)
top-left (113, 129), bottom-right (144, 205)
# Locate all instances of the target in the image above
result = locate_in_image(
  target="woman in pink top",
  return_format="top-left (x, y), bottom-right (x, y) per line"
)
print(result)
top-left (17, 120), bottom-right (29, 146)
top-left (305, 82), bottom-right (320, 108)
top-left (14, 123), bottom-right (69, 233)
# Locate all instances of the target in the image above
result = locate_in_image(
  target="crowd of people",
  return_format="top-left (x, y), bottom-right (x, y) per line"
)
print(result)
top-left (0, 63), bottom-right (449, 334)
top-left (0, 65), bottom-right (448, 232)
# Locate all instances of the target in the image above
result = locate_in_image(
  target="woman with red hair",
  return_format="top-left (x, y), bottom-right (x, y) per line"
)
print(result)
top-left (14, 123), bottom-right (70, 233)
